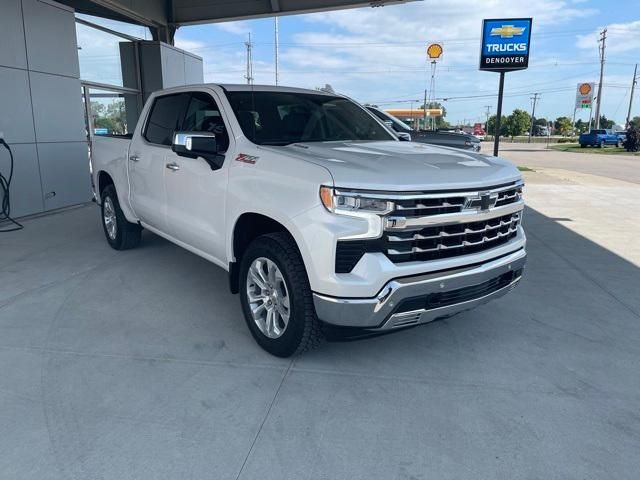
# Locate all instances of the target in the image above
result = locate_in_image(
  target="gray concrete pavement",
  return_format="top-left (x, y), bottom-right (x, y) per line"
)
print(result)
top-left (1, 163), bottom-right (640, 479)
top-left (483, 142), bottom-right (640, 184)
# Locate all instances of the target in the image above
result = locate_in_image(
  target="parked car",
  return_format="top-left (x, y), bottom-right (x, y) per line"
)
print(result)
top-left (366, 106), bottom-right (481, 152)
top-left (91, 84), bottom-right (526, 357)
top-left (578, 129), bottom-right (622, 148)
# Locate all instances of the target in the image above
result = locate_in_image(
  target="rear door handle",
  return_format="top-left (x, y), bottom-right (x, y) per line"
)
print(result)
top-left (166, 162), bottom-right (180, 171)
top-left (129, 155), bottom-right (140, 162)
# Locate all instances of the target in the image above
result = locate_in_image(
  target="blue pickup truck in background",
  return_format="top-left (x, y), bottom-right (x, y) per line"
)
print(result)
top-left (579, 129), bottom-right (623, 148)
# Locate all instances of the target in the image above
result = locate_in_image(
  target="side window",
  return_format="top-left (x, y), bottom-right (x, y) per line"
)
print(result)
top-left (182, 92), bottom-right (230, 152)
top-left (144, 93), bottom-right (190, 146)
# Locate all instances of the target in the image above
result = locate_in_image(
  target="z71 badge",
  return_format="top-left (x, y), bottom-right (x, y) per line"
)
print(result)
top-left (235, 153), bottom-right (259, 164)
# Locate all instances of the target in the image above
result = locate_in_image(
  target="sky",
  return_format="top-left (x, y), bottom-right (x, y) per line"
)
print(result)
top-left (80, 0), bottom-right (640, 127)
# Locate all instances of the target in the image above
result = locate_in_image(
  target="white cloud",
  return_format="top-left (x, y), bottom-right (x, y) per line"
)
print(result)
top-left (577, 20), bottom-right (640, 54)
top-left (214, 20), bottom-right (253, 36)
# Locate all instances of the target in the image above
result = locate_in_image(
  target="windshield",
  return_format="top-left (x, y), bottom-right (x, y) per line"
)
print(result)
top-left (225, 91), bottom-right (395, 145)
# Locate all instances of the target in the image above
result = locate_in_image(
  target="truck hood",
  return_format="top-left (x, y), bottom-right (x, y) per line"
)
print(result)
top-left (272, 141), bottom-right (521, 191)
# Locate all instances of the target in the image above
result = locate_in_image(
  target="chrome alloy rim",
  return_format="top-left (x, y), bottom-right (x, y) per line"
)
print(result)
top-left (246, 257), bottom-right (291, 339)
top-left (103, 197), bottom-right (117, 240)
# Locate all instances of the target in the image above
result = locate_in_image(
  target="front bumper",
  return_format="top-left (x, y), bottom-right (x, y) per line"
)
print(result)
top-left (313, 247), bottom-right (526, 330)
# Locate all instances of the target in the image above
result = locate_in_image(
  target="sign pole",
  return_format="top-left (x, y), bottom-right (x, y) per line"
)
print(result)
top-left (493, 71), bottom-right (505, 156)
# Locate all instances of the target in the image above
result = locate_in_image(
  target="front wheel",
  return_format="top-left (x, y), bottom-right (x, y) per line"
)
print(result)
top-left (239, 232), bottom-right (322, 357)
top-left (599, 140), bottom-right (605, 148)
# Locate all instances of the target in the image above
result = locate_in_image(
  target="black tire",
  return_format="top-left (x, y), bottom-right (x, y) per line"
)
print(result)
top-left (100, 184), bottom-right (142, 250)
top-left (580, 144), bottom-right (586, 148)
top-left (239, 232), bottom-right (323, 357)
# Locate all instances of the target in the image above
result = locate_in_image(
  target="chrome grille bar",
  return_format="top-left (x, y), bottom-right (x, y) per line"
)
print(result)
top-left (387, 213), bottom-right (520, 242)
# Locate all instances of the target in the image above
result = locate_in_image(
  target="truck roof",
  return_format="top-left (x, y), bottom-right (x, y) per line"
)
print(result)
top-left (145, 83), bottom-right (344, 100)
top-left (219, 84), bottom-right (338, 96)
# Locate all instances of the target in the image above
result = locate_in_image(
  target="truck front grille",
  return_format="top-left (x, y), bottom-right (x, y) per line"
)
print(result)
top-left (384, 212), bottom-right (520, 263)
top-left (333, 181), bottom-right (524, 272)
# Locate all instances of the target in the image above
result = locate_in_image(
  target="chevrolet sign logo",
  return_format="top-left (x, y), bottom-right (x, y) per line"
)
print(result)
top-left (490, 25), bottom-right (525, 38)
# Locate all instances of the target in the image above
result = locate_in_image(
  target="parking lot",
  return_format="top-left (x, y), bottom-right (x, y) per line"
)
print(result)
top-left (1, 147), bottom-right (639, 479)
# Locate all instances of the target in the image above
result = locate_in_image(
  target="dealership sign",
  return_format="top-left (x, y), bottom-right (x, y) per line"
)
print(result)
top-left (480, 18), bottom-right (532, 71)
top-left (575, 82), bottom-right (594, 109)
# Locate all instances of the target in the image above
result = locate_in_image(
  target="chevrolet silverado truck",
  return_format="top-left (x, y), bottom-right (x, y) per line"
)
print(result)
top-left (90, 84), bottom-right (526, 357)
top-left (578, 129), bottom-right (622, 148)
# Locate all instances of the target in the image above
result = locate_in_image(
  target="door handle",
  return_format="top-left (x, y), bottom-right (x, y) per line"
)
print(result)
top-left (166, 162), bottom-right (180, 171)
top-left (129, 155), bottom-right (140, 162)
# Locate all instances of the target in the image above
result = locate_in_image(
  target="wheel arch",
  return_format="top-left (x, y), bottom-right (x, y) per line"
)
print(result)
top-left (97, 170), bottom-right (115, 197)
top-left (228, 212), bottom-right (305, 294)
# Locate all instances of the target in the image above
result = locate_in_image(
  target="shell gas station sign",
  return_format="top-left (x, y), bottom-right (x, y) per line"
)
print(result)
top-left (575, 82), bottom-right (594, 109)
top-left (426, 43), bottom-right (443, 61)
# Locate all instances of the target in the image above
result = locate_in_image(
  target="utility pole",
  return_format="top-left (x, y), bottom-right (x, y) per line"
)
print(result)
top-left (625, 63), bottom-right (638, 128)
top-left (244, 32), bottom-right (253, 85)
top-left (274, 17), bottom-right (279, 86)
top-left (484, 105), bottom-right (491, 126)
top-left (528, 93), bottom-right (539, 142)
top-left (594, 28), bottom-right (607, 129)
top-left (423, 89), bottom-right (427, 130)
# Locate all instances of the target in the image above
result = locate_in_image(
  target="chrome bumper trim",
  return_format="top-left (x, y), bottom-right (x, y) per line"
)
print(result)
top-left (313, 247), bottom-right (526, 329)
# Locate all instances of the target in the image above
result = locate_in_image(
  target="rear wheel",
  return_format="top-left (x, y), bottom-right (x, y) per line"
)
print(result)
top-left (100, 184), bottom-right (142, 250)
top-left (599, 140), bottom-right (605, 148)
top-left (239, 232), bottom-right (322, 357)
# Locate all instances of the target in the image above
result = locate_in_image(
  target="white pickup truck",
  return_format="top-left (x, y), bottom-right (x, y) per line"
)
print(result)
top-left (91, 84), bottom-right (526, 357)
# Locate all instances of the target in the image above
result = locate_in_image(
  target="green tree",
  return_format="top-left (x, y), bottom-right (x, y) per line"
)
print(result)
top-left (486, 114), bottom-right (508, 136)
top-left (554, 116), bottom-right (573, 136)
top-left (574, 119), bottom-right (588, 134)
top-left (505, 109), bottom-right (531, 138)
top-left (631, 116), bottom-right (640, 126)
top-left (90, 100), bottom-right (127, 134)
top-left (598, 115), bottom-right (615, 129)
top-left (534, 117), bottom-right (548, 127)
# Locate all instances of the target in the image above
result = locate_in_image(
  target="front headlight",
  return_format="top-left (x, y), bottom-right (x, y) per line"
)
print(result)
top-left (319, 186), bottom-right (394, 215)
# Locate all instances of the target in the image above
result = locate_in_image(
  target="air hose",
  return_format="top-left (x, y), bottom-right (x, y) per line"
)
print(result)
top-left (0, 134), bottom-right (24, 232)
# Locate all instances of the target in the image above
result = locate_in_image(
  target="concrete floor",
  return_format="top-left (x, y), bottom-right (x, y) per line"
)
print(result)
top-left (1, 156), bottom-right (640, 479)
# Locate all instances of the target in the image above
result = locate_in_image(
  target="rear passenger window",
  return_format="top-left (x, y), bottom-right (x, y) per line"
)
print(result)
top-left (144, 93), bottom-right (190, 146)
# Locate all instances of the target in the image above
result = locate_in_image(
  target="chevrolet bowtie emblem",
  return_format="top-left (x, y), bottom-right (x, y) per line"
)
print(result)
top-left (490, 25), bottom-right (525, 38)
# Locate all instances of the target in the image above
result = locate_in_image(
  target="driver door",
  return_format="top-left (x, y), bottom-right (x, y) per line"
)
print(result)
top-left (164, 91), bottom-right (231, 263)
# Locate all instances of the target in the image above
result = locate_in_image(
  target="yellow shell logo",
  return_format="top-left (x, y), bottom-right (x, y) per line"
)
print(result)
top-left (579, 83), bottom-right (592, 95)
top-left (427, 43), bottom-right (443, 60)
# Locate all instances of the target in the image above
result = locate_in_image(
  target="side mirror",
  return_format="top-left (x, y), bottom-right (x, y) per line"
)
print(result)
top-left (172, 131), bottom-right (224, 170)
top-left (397, 132), bottom-right (412, 142)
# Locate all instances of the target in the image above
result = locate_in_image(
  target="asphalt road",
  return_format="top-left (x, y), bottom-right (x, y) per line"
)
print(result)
top-left (482, 142), bottom-right (640, 184)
